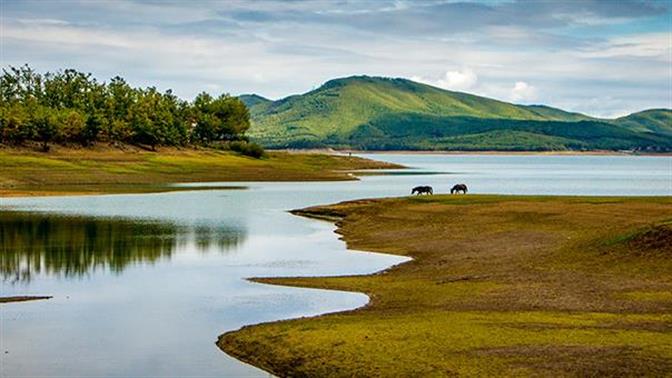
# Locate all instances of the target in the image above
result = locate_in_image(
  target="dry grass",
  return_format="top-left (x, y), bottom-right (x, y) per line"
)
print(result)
top-left (0, 145), bottom-right (400, 196)
top-left (219, 195), bottom-right (672, 377)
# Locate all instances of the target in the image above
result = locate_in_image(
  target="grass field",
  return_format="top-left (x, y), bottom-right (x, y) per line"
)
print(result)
top-left (0, 146), bottom-right (400, 197)
top-left (218, 195), bottom-right (672, 377)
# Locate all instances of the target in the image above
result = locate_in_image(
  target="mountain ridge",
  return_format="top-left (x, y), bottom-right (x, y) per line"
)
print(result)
top-left (243, 76), bottom-right (671, 151)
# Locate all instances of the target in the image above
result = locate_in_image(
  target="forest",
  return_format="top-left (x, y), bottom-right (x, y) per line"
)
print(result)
top-left (0, 65), bottom-right (262, 156)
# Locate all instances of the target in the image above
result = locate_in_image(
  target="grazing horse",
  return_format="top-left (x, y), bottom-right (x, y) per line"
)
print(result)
top-left (451, 184), bottom-right (468, 194)
top-left (411, 185), bottom-right (433, 195)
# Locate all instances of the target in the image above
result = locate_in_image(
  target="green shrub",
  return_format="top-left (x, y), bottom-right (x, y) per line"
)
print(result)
top-left (228, 140), bottom-right (266, 158)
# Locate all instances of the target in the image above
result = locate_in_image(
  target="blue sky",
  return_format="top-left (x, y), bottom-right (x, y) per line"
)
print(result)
top-left (1, 0), bottom-right (670, 117)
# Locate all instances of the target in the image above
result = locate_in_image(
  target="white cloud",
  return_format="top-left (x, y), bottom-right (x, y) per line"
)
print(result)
top-left (510, 81), bottom-right (537, 102)
top-left (553, 11), bottom-right (630, 26)
top-left (17, 18), bottom-right (70, 26)
top-left (577, 32), bottom-right (672, 60)
top-left (2, 1), bottom-right (670, 116)
top-left (412, 68), bottom-right (478, 91)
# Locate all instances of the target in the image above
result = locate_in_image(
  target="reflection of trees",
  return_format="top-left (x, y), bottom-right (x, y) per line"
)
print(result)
top-left (0, 212), bottom-right (246, 283)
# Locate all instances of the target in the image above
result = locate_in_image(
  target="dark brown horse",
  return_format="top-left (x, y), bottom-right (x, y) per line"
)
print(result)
top-left (451, 184), bottom-right (468, 194)
top-left (411, 185), bottom-right (433, 195)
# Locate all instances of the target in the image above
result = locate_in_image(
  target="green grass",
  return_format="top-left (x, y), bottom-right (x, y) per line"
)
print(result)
top-left (244, 76), bottom-right (672, 151)
top-left (219, 195), bottom-right (672, 377)
top-left (620, 291), bottom-right (672, 302)
top-left (223, 311), bottom-right (672, 376)
top-left (0, 146), bottom-right (401, 196)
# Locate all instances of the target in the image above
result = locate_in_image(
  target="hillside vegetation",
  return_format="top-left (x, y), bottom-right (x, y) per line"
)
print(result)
top-left (0, 65), bottom-right (262, 155)
top-left (245, 76), bottom-right (672, 151)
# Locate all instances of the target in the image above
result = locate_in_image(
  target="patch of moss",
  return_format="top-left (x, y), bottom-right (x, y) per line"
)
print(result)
top-left (620, 291), bottom-right (672, 302)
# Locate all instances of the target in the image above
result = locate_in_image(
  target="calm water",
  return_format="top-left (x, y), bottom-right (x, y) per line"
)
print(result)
top-left (0, 154), bottom-right (670, 377)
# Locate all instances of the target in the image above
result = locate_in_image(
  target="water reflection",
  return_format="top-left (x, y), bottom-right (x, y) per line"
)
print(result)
top-left (0, 212), bottom-right (246, 283)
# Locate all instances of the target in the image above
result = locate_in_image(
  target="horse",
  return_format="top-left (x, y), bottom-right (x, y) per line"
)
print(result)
top-left (451, 184), bottom-right (468, 194)
top-left (411, 185), bottom-right (433, 195)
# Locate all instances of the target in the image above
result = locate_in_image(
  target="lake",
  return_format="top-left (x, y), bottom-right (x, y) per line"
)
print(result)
top-left (1, 154), bottom-right (670, 377)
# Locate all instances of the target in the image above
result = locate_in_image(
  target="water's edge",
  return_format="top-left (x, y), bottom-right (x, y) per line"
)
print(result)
top-left (216, 207), bottom-right (413, 374)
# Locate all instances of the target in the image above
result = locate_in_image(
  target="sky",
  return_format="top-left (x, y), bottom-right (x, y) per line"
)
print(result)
top-left (1, 0), bottom-right (670, 118)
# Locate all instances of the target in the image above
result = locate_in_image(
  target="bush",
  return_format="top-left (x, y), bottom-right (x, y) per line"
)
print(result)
top-left (228, 140), bottom-right (266, 158)
top-left (0, 103), bottom-right (32, 143)
top-left (54, 109), bottom-right (86, 144)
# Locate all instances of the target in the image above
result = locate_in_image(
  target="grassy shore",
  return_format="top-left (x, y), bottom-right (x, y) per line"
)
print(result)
top-left (0, 296), bottom-right (52, 304)
top-left (218, 195), bottom-right (672, 376)
top-left (0, 146), bottom-right (400, 197)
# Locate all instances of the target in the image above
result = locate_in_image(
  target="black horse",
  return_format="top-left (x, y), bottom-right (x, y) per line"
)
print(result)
top-left (451, 184), bottom-right (468, 194)
top-left (411, 185), bottom-right (433, 195)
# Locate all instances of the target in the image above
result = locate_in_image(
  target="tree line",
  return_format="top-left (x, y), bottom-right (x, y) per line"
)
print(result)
top-left (0, 65), bottom-right (262, 156)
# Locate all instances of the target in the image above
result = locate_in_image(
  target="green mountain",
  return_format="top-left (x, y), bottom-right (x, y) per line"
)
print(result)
top-left (614, 109), bottom-right (672, 136)
top-left (244, 76), bottom-right (672, 151)
top-left (239, 94), bottom-right (271, 108)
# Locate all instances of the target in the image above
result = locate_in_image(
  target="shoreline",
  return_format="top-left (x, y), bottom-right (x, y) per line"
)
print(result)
top-left (268, 148), bottom-right (672, 156)
top-left (218, 195), bottom-right (672, 376)
top-left (255, 148), bottom-right (672, 157)
top-left (0, 296), bottom-right (52, 304)
top-left (346, 149), bottom-right (672, 156)
top-left (0, 148), bottom-right (403, 307)
top-left (0, 146), bottom-right (402, 197)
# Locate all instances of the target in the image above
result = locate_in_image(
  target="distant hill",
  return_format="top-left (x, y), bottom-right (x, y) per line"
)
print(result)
top-left (614, 109), bottom-right (672, 136)
top-left (239, 94), bottom-right (272, 108)
top-left (244, 76), bottom-right (672, 151)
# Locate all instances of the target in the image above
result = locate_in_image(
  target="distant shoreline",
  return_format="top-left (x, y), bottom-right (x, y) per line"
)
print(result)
top-left (355, 150), bottom-right (672, 156)
top-left (271, 148), bottom-right (672, 157)
top-left (0, 296), bottom-right (52, 304)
